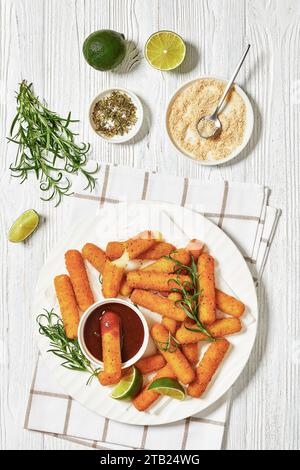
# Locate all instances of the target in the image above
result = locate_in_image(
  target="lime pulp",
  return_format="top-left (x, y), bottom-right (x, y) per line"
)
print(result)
top-left (111, 366), bottom-right (142, 400)
top-left (8, 209), bottom-right (40, 243)
top-left (148, 377), bottom-right (186, 400)
top-left (145, 31), bottom-right (186, 71)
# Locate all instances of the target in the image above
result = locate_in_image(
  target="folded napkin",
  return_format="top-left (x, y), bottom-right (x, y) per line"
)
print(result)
top-left (24, 164), bottom-right (280, 450)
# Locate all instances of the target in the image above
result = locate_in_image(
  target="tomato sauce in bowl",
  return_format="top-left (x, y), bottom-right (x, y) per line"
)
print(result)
top-left (78, 298), bottom-right (149, 368)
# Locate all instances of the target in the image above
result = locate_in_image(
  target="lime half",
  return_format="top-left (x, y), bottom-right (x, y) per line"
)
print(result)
top-left (8, 209), bottom-right (40, 243)
top-left (148, 377), bottom-right (186, 400)
top-left (111, 366), bottom-right (142, 400)
top-left (145, 31), bottom-right (186, 71)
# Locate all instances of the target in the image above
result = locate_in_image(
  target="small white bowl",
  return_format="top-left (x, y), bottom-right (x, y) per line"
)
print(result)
top-left (89, 88), bottom-right (144, 143)
top-left (166, 76), bottom-right (254, 166)
top-left (78, 298), bottom-right (149, 369)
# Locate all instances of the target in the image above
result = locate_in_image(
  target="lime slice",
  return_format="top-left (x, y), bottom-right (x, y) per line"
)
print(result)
top-left (145, 31), bottom-right (186, 71)
top-left (8, 209), bottom-right (40, 243)
top-left (148, 377), bottom-right (186, 400)
top-left (111, 366), bottom-right (142, 400)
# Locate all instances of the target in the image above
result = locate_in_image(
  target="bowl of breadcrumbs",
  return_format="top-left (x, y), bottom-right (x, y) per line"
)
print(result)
top-left (166, 77), bottom-right (254, 165)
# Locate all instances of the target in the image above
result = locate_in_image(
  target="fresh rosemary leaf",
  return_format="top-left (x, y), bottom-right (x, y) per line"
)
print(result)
top-left (157, 332), bottom-right (180, 353)
top-left (37, 308), bottom-right (101, 385)
top-left (8, 80), bottom-right (98, 206)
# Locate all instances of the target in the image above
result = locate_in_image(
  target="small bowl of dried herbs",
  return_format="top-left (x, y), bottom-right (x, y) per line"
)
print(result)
top-left (89, 88), bottom-right (143, 143)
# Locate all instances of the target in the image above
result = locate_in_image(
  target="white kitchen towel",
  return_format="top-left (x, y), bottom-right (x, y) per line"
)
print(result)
top-left (24, 164), bottom-right (280, 450)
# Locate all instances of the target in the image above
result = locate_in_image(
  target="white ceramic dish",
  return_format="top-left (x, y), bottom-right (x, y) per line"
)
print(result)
top-left (166, 77), bottom-right (254, 166)
top-left (78, 298), bottom-right (149, 368)
top-left (33, 201), bottom-right (258, 426)
top-left (89, 88), bottom-right (143, 143)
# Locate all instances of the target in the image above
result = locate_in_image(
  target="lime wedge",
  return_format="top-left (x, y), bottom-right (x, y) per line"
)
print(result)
top-left (8, 209), bottom-right (40, 243)
top-left (111, 366), bottom-right (142, 400)
top-left (145, 31), bottom-right (186, 71)
top-left (148, 377), bottom-right (186, 400)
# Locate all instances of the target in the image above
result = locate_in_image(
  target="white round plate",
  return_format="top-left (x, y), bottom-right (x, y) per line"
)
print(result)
top-left (33, 201), bottom-right (258, 426)
top-left (166, 77), bottom-right (254, 166)
top-left (89, 87), bottom-right (143, 143)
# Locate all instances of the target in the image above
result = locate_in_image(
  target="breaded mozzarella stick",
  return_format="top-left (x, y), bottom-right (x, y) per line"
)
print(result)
top-left (82, 243), bottom-right (107, 273)
top-left (198, 253), bottom-right (216, 324)
top-left (131, 289), bottom-right (186, 322)
top-left (188, 339), bottom-right (230, 397)
top-left (54, 274), bottom-right (80, 339)
top-left (151, 324), bottom-right (195, 385)
top-left (98, 311), bottom-right (122, 386)
top-left (176, 317), bottom-right (242, 344)
top-left (127, 271), bottom-right (192, 292)
top-left (65, 250), bottom-right (95, 312)
top-left (216, 289), bottom-right (245, 318)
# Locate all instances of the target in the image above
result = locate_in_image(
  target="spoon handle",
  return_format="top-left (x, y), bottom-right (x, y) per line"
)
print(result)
top-left (214, 44), bottom-right (251, 115)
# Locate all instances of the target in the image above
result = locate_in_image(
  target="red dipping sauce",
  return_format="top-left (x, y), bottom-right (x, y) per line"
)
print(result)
top-left (83, 302), bottom-right (145, 363)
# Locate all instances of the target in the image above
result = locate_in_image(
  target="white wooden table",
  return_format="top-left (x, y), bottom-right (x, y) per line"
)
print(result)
top-left (0, 0), bottom-right (299, 450)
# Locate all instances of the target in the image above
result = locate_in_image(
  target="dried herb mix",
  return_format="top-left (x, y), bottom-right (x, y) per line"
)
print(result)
top-left (92, 91), bottom-right (138, 138)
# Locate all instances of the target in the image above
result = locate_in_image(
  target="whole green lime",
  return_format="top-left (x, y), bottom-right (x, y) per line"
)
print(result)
top-left (83, 30), bottom-right (126, 71)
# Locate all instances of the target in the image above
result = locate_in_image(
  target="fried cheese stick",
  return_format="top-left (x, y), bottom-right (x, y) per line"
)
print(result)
top-left (182, 343), bottom-right (199, 365)
top-left (65, 250), bottom-right (95, 312)
top-left (139, 242), bottom-right (176, 260)
top-left (82, 243), bottom-right (107, 273)
top-left (161, 292), bottom-right (182, 333)
top-left (151, 324), bottom-right (195, 384)
top-left (216, 289), bottom-right (245, 318)
top-left (198, 253), bottom-right (216, 324)
top-left (98, 311), bottom-right (122, 386)
top-left (106, 241), bottom-right (175, 261)
top-left (54, 275), bottom-right (80, 339)
top-left (127, 271), bottom-right (191, 292)
top-left (102, 260), bottom-right (125, 298)
top-left (106, 231), bottom-right (160, 260)
top-left (131, 289), bottom-right (186, 322)
top-left (105, 241), bottom-right (124, 260)
top-left (142, 249), bottom-right (191, 273)
top-left (119, 278), bottom-right (133, 297)
top-left (176, 317), bottom-right (242, 344)
top-left (135, 354), bottom-right (166, 375)
top-left (120, 250), bottom-right (190, 297)
top-left (161, 317), bottom-right (179, 335)
top-left (126, 240), bottom-right (157, 259)
top-left (168, 292), bottom-right (182, 302)
top-left (188, 339), bottom-right (230, 397)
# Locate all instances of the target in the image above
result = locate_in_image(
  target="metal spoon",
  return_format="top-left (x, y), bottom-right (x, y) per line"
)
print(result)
top-left (197, 44), bottom-right (251, 139)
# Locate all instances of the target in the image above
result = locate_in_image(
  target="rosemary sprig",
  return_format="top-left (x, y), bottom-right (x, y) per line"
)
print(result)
top-left (165, 254), bottom-right (215, 341)
top-left (157, 331), bottom-right (181, 353)
top-left (8, 80), bottom-right (98, 206)
top-left (37, 308), bottom-right (101, 385)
